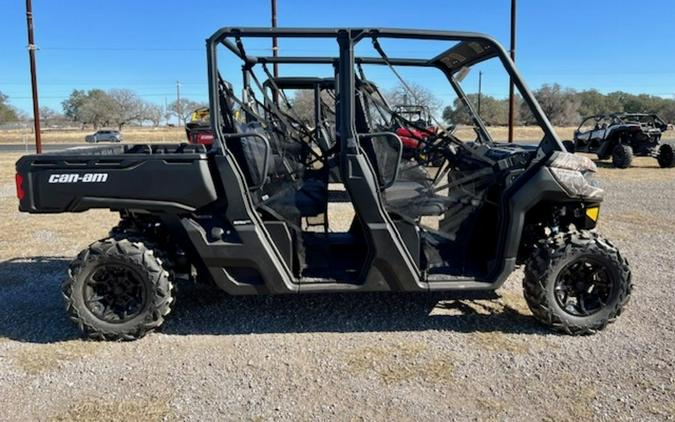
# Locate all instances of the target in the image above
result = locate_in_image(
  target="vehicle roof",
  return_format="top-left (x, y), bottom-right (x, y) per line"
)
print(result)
top-left (205, 27), bottom-right (566, 153)
top-left (264, 77), bottom-right (334, 90)
top-left (264, 76), bottom-right (380, 92)
top-left (584, 112), bottom-right (660, 119)
top-left (209, 27), bottom-right (502, 75)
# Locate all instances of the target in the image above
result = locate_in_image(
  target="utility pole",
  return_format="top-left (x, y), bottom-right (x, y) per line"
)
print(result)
top-left (25, 0), bottom-right (41, 153)
top-left (507, 0), bottom-right (516, 143)
top-left (271, 0), bottom-right (279, 78)
top-left (176, 80), bottom-right (181, 127)
top-left (271, 0), bottom-right (279, 105)
top-left (478, 71), bottom-right (483, 116)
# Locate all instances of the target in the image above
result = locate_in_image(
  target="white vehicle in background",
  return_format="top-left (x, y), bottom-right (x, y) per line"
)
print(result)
top-left (85, 130), bottom-right (122, 143)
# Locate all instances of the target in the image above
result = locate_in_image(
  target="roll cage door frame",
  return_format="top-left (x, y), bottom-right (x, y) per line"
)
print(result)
top-left (205, 28), bottom-right (565, 288)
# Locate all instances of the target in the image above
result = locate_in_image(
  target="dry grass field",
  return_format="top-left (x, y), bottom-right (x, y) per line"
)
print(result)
top-left (0, 127), bottom-right (186, 145)
top-left (0, 148), bottom-right (673, 420)
top-left (1, 125), bottom-right (673, 147)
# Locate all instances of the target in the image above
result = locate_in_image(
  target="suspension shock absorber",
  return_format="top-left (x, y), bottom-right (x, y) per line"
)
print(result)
top-left (549, 205), bottom-right (563, 235)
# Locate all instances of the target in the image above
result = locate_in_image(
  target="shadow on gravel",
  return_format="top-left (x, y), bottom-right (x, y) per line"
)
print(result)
top-left (0, 257), bottom-right (81, 343)
top-left (594, 160), bottom-right (661, 169)
top-left (163, 283), bottom-right (548, 337)
top-left (0, 256), bottom-right (548, 343)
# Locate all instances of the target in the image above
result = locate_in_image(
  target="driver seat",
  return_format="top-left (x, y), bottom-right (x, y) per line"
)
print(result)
top-left (354, 91), bottom-right (448, 218)
top-left (358, 132), bottom-right (448, 218)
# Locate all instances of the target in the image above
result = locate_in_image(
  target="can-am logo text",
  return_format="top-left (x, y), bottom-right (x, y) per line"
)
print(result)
top-left (48, 173), bottom-right (109, 183)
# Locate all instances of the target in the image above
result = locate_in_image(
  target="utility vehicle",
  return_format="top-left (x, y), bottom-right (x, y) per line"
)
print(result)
top-left (392, 104), bottom-right (433, 127)
top-left (185, 107), bottom-right (215, 145)
top-left (391, 105), bottom-right (437, 155)
top-left (16, 28), bottom-right (632, 340)
top-left (568, 113), bottom-right (674, 168)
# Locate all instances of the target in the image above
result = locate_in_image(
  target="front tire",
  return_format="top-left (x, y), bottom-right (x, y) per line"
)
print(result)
top-left (62, 237), bottom-right (175, 340)
top-left (611, 144), bottom-right (633, 168)
top-left (523, 230), bottom-right (632, 335)
top-left (657, 143), bottom-right (674, 168)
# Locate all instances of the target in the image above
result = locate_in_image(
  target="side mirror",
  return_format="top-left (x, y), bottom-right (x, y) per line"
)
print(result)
top-left (358, 132), bottom-right (403, 190)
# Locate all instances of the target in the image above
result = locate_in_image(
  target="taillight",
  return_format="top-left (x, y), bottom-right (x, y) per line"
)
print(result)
top-left (15, 173), bottom-right (25, 201)
top-left (196, 132), bottom-right (214, 145)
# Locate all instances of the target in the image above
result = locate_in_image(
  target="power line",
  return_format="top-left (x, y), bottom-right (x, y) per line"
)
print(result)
top-left (40, 46), bottom-right (202, 51)
top-left (8, 93), bottom-right (205, 100)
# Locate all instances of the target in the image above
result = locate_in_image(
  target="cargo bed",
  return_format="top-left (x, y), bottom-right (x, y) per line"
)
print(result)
top-left (15, 143), bottom-right (218, 213)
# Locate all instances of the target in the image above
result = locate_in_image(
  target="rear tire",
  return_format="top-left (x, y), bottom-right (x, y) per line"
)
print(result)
top-left (62, 237), bottom-right (174, 341)
top-left (611, 144), bottom-right (633, 168)
top-left (657, 143), bottom-right (674, 168)
top-left (523, 230), bottom-right (632, 335)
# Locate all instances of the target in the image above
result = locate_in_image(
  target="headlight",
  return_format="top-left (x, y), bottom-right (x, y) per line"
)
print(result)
top-left (548, 152), bottom-right (603, 199)
top-left (549, 151), bottom-right (596, 172)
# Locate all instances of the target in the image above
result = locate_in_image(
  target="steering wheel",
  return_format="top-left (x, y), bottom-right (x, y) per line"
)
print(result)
top-left (411, 125), bottom-right (463, 166)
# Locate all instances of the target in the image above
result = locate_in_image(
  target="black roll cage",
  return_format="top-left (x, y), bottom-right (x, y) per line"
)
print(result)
top-left (183, 27), bottom-right (573, 290)
top-left (206, 27), bottom-right (564, 155)
top-left (578, 112), bottom-right (668, 132)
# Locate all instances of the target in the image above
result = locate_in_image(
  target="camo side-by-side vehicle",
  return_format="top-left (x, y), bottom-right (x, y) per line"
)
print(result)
top-left (15, 28), bottom-right (632, 340)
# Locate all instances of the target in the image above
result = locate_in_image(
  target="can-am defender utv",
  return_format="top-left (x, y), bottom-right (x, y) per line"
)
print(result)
top-left (15, 28), bottom-right (632, 340)
top-left (567, 113), bottom-right (674, 169)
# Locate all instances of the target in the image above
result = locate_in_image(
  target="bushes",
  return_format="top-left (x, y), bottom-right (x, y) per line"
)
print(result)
top-left (443, 84), bottom-right (675, 126)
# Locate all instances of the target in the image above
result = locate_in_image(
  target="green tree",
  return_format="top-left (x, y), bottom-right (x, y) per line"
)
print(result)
top-left (443, 94), bottom-right (512, 126)
top-left (530, 84), bottom-right (580, 126)
top-left (62, 89), bottom-right (114, 128)
top-left (0, 91), bottom-right (18, 124)
top-left (442, 97), bottom-right (471, 125)
top-left (61, 90), bottom-right (88, 122)
top-left (79, 89), bottom-right (115, 129)
top-left (577, 90), bottom-right (608, 116)
top-left (604, 92), bottom-right (627, 114)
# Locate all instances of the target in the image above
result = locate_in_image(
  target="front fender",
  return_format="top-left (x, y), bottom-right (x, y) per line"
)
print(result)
top-left (503, 167), bottom-right (576, 260)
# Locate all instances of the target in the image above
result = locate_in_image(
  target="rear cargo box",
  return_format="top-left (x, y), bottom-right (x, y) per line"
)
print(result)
top-left (15, 144), bottom-right (218, 213)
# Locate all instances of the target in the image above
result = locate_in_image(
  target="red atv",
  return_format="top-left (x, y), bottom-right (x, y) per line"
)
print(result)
top-left (391, 105), bottom-right (441, 163)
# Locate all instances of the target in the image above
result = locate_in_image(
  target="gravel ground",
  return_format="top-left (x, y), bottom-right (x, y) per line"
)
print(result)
top-left (0, 155), bottom-right (673, 421)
